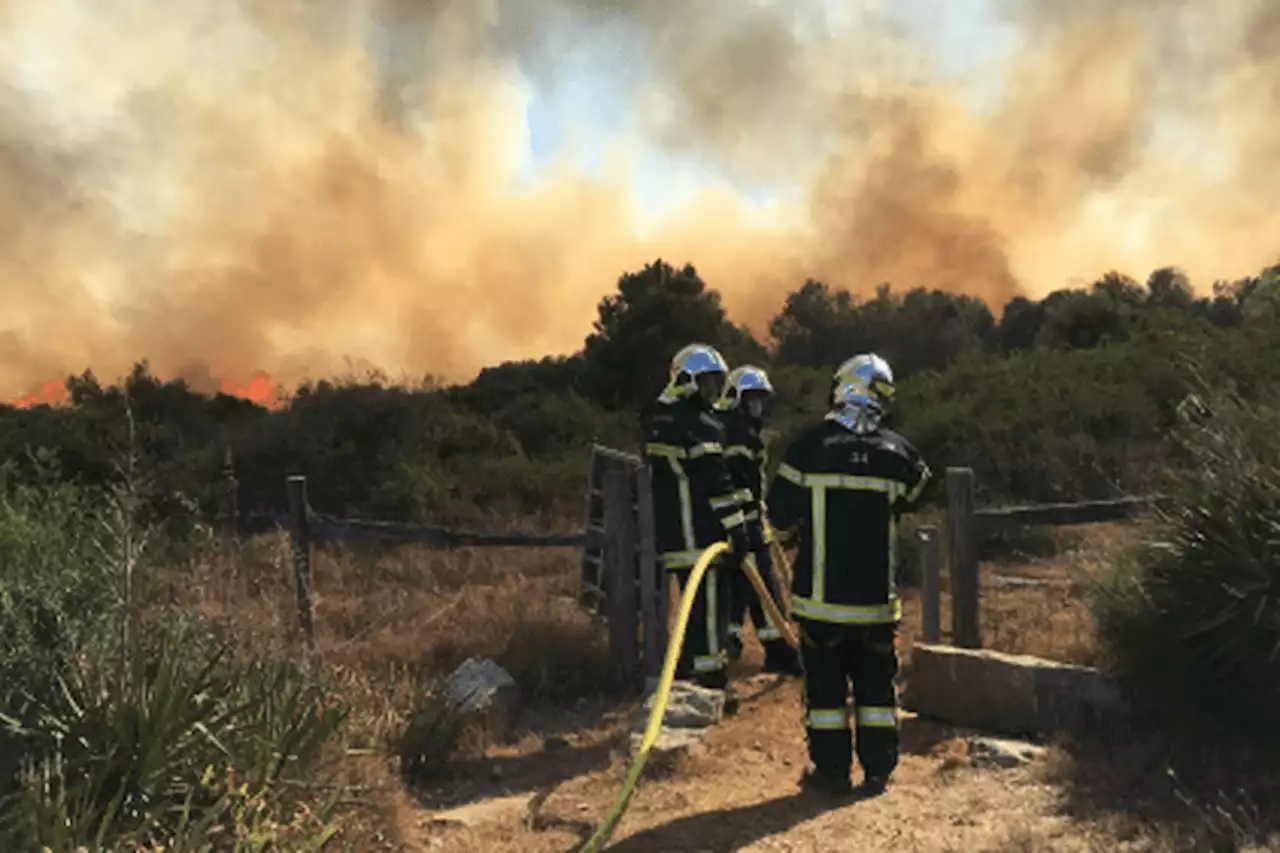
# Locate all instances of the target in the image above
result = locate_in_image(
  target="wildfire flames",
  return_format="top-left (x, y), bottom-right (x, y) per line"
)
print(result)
top-left (8, 371), bottom-right (280, 410)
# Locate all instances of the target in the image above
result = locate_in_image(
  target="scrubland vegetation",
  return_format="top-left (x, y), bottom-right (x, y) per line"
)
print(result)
top-left (2, 259), bottom-right (1279, 849)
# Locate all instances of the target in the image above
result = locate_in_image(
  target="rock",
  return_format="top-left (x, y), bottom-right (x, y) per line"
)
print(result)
top-left (988, 576), bottom-right (1072, 588)
top-left (426, 793), bottom-right (538, 829)
top-left (441, 657), bottom-right (520, 731)
top-left (903, 644), bottom-right (1128, 737)
top-left (968, 736), bottom-right (1048, 769)
top-left (629, 725), bottom-right (707, 757)
top-left (639, 681), bottom-right (724, 729)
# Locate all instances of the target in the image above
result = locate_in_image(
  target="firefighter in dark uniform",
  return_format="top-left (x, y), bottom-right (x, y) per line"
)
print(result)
top-left (645, 343), bottom-right (750, 693)
top-left (715, 366), bottom-right (803, 676)
top-left (766, 353), bottom-right (931, 797)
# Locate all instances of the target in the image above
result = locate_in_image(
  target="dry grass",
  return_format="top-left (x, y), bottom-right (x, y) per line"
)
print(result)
top-left (897, 521), bottom-right (1140, 666)
top-left (152, 520), bottom-right (1279, 851)
top-left (169, 532), bottom-right (623, 849)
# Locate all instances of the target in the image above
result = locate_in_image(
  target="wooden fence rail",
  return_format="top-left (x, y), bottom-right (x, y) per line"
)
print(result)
top-left (930, 466), bottom-right (1154, 649)
top-left (274, 445), bottom-right (665, 691)
top-left (257, 453), bottom-right (1152, 687)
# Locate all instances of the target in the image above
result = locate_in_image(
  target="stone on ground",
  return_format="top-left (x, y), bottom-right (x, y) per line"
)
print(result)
top-left (627, 680), bottom-right (724, 764)
top-left (968, 736), bottom-right (1049, 769)
top-left (904, 644), bottom-right (1127, 736)
top-left (441, 657), bottom-right (520, 729)
top-left (640, 680), bottom-right (724, 728)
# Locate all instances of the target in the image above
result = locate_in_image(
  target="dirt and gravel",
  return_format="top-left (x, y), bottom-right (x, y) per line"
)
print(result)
top-left (402, 668), bottom-right (1170, 853)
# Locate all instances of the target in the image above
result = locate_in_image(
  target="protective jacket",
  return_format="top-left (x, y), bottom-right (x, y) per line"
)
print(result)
top-left (719, 408), bottom-right (768, 526)
top-left (645, 397), bottom-right (747, 570)
top-left (766, 417), bottom-right (930, 625)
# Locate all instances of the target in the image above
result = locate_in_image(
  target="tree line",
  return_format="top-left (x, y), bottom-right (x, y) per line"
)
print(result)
top-left (2, 258), bottom-right (1279, 531)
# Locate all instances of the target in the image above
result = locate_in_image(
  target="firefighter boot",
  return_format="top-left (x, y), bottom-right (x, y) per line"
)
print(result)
top-left (798, 765), bottom-right (853, 798)
top-left (763, 641), bottom-right (804, 677)
top-left (856, 774), bottom-right (889, 798)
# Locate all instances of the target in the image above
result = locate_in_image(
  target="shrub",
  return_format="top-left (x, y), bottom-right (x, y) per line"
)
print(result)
top-left (1091, 383), bottom-right (1280, 739)
top-left (0, 469), bottom-right (349, 850)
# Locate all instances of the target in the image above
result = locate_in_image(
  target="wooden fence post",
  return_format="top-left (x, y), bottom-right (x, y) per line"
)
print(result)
top-left (916, 525), bottom-right (941, 644)
top-left (946, 467), bottom-right (980, 649)
top-left (220, 446), bottom-right (240, 539)
top-left (603, 466), bottom-right (641, 692)
top-left (286, 475), bottom-right (316, 651)
top-left (634, 464), bottom-right (663, 690)
top-left (578, 447), bottom-right (604, 609)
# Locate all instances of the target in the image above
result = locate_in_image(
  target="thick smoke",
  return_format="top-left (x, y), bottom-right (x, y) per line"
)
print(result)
top-left (0, 0), bottom-right (1277, 399)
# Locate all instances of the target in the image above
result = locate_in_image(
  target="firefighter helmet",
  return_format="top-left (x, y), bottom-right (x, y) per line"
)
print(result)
top-left (716, 365), bottom-right (773, 418)
top-left (662, 343), bottom-right (729, 404)
top-left (831, 353), bottom-right (895, 410)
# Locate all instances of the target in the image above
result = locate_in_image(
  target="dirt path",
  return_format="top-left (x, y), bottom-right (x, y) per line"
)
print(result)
top-left (408, 675), bottom-right (1139, 853)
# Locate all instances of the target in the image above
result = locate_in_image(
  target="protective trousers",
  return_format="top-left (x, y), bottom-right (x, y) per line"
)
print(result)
top-left (669, 560), bottom-right (731, 687)
top-left (728, 545), bottom-right (786, 650)
top-left (798, 620), bottom-right (900, 783)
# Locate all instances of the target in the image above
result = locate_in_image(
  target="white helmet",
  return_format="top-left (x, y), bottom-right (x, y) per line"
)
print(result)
top-left (660, 343), bottom-right (730, 404)
top-left (831, 353), bottom-right (895, 411)
top-left (716, 365), bottom-right (773, 418)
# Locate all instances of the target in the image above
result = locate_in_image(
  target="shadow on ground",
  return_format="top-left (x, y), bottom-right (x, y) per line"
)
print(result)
top-left (592, 791), bottom-right (869, 853)
top-left (414, 737), bottom-right (620, 810)
top-left (1047, 717), bottom-right (1280, 850)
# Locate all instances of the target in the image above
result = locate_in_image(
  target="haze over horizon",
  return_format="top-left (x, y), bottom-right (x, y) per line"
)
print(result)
top-left (2, 0), bottom-right (1278, 404)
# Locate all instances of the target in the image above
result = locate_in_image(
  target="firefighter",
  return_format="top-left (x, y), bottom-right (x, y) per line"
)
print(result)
top-left (645, 343), bottom-right (751, 696)
top-left (767, 353), bottom-right (931, 797)
top-left (715, 365), bottom-right (803, 676)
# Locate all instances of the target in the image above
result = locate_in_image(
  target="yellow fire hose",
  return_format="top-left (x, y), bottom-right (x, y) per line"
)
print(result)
top-left (576, 540), bottom-right (798, 852)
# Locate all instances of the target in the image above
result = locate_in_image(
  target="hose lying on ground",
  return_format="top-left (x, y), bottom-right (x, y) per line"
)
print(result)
top-left (576, 540), bottom-right (798, 852)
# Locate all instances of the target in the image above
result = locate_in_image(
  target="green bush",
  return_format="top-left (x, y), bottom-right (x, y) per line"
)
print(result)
top-left (1091, 384), bottom-right (1280, 738)
top-left (0, 473), bottom-right (349, 851)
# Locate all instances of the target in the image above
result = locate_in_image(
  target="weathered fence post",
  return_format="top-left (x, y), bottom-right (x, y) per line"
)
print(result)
top-left (602, 466), bottom-right (641, 692)
top-left (634, 465), bottom-right (664, 690)
top-left (286, 475), bottom-right (316, 652)
top-left (578, 447), bottom-right (605, 609)
top-left (219, 446), bottom-right (240, 539)
top-left (946, 467), bottom-right (980, 649)
top-left (916, 525), bottom-right (941, 644)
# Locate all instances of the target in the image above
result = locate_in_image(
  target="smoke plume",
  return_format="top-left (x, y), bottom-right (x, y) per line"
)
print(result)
top-left (1, 0), bottom-right (1277, 400)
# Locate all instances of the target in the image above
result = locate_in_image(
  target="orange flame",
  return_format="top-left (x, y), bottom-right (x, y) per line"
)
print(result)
top-left (10, 379), bottom-right (66, 409)
top-left (7, 372), bottom-right (281, 409)
top-left (219, 371), bottom-right (279, 408)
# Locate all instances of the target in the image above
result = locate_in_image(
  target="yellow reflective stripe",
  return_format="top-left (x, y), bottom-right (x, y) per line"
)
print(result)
top-left (706, 570), bottom-right (720, 658)
top-left (694, 652), bottom-right (726, 673)
top-left (709, 493), bottom-right (740, 510)
top-left (732, 488), bottom-right (754, 503)
top-left (756, 626), bottom-right (782, 641)
top-left (743, 509), bottom-right (760, 521)
top-left (728, 623), bottom-right (744, 637)
top-left (688, 442), bottom-right (723, 459)
top-left (811, 485), bottom-right (827, 601)
top-left (777, 463), bottom-right (804, 484)
top-left (669, 458), bottom-right (696, 550)
top-left (721, 511), bottom-right (747, 529)
top-left (645, 442), bottom-right (686, 459)
top-left (791, 596), bottom-right (901, 624)
top-left (805, 708), bottom-right (848, 730)
top-left (855, 706), bottom-right (899, 728)
top-left (904, 465), bottom-right (932, 504)
top-left (806, 473), bottom-right (894, 492)
top-left (889, 512), bottom-right (898, 598)
top-left (725, 444), bottom-right (753, 458)
top-left (660, 550), bottom-right (701, 569)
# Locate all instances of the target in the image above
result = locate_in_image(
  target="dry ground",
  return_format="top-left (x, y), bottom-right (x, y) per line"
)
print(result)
top-left (180, 521), bottom-right (1276, 852)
